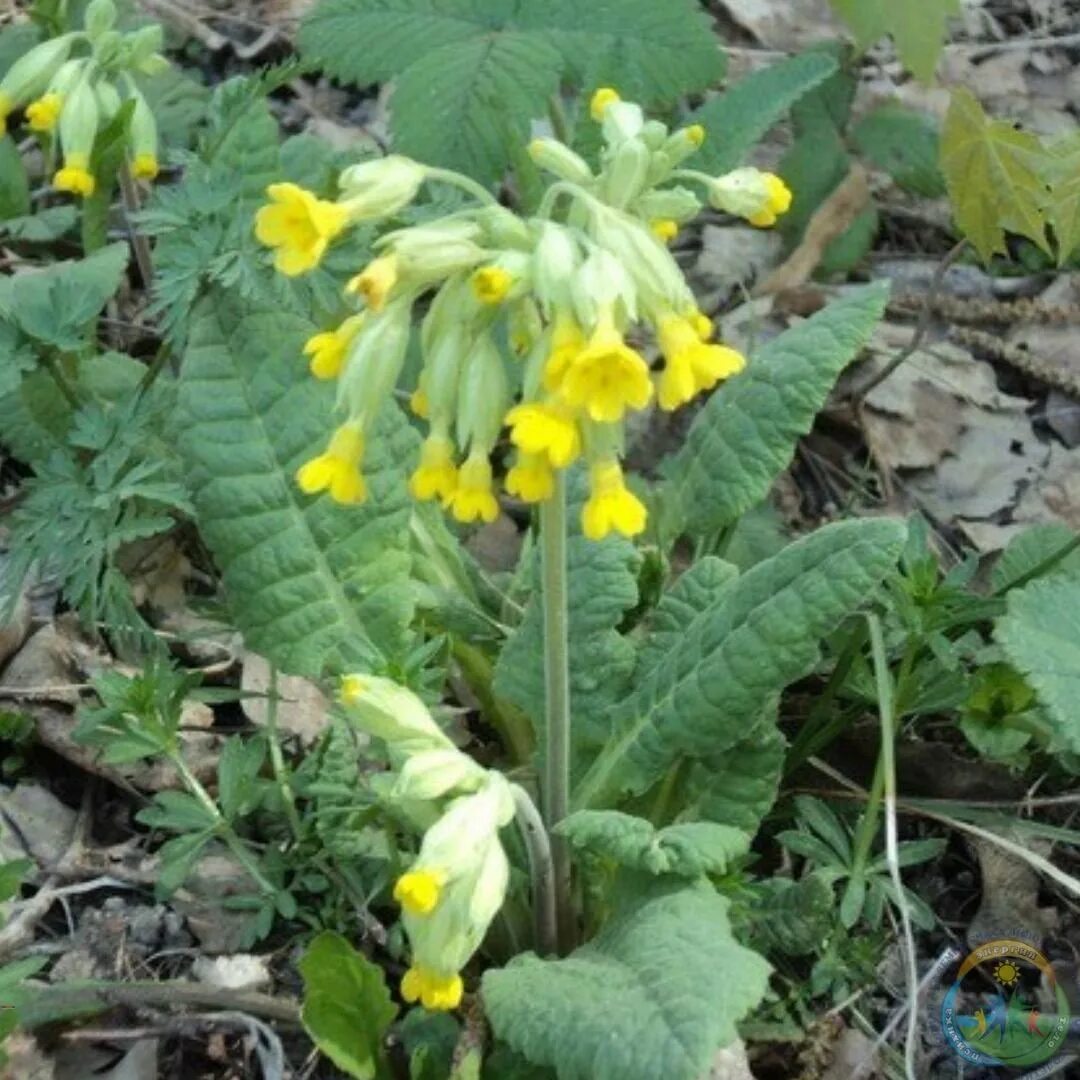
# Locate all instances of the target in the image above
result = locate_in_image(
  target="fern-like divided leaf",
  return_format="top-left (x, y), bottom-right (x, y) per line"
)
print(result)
top-left (575, 518), bottom-right (906, 808)
top-left (689, 52), bottom-right (838, 176)
top-left (175, 291), bottom-right (417, 677)
top-left (299, 0), bottom-right (724, 184)
top-left (996, 578), bottom-right (1080, 751)
top-left (665, 283), bottom-right (889, 540)
top-left (483, 876), bottom-right (770, 1080)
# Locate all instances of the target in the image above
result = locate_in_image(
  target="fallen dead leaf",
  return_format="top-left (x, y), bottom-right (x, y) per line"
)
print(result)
top-left (692, 225), bottom-right (783, 313)
top-left (241, 652), bottom-right (328, 746)
top-left (0, 1033), bottom-right (54, 1080)
top-left (714, 0), bottom-right (840, 49)
top-left (756, 164), bottom-right (872, 296)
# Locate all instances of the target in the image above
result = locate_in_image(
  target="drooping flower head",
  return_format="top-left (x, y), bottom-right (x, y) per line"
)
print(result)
top-left (262, 90), bottom-right (792, 542)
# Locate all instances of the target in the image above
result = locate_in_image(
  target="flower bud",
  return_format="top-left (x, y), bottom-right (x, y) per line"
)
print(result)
top-left (0, 35), bottom-right (75, 120)
top-left (338, 155), bottom-right (426, 220)
top-left (707, 167), bottom-right (793, 227)
top-left (632, 186), bottom-right (701, 224)
top-left (127, 24), bottom-right (165, 66)
top-left (532, 223), bottom-right (581, 318)
top-left (85, 0), bottom-right (118, 39)
top-left (392, 748), bottom-right (488, 802)
top-left (571, 246), bottom-right (637, 327)
top-left (662, 124), bottom-right (705, 167)
top-left (589, 207), bottom-right (692, 313)
top-left (54, 77), bottom-right (99, 197)
top-left (337, 296), bottom-right (413, 426)
top-left (379, 220), bottom-right (487, 282)
top-left (129, 88), bottom-right (159, 180)
top-left (456, 330), bottom-right (509, 454)
top-left (601, 136), bottom-right (650, 209)
top-left (601, 100), bottom-right (645, 145)
top-left (339, 674), bottom-right (454, 754)
top-left (641, 119), bottom-right (668, 150)
top-left (527, 136), bottom-right (593, 185)
top-left (94, 79), bottom-right (120, 120)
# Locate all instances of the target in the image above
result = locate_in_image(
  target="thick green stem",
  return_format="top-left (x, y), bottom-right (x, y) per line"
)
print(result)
top-left (423, 167), bottom-right (500, 207)
top-left (540, 473), bottom-right (574, 952)
top-left (511, 784), bottom-right (557, 956)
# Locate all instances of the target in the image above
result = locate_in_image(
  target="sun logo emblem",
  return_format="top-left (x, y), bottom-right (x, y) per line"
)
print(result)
top-left (994, 960), bottom-right (1021, 986)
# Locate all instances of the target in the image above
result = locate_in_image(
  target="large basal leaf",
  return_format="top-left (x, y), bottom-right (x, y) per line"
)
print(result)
top-left (299, 931), bottom-right (397, 1080)
top-left (299, 0), bottom-right (723, 185)
top-left (176, 291), bottom-right (417, 677)
top-left (996, 578), bottom-right (1080, 750)
top-left (575, 518), bottom-right (906, 808)
top-left (851, 104), bottom-right (945, 198)
top-left (689, 51), bottom-right (838, 176)
top-left (557, 810), bottom-right (749, 877)
top-left (493, 476), bottom-right (640, 777)
top-left (941, 88), bottom-right (1052, 263)
top-left (684, 722), bottom-right (786, 834)
top-left (992, 524), bottom-right (1080, 592)
top-left (483, 876), bottom-right (769, 1080)
top-left (665, 284), bottom-right (889, 539)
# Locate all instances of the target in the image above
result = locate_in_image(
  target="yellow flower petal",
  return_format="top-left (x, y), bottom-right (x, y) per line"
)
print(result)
top-left (53, 154), bottom-right (95, 197)
top-left (444, 453), bottom-right (498, 524)
top-left (505, 401), bottom-right (581, 468)
top-left (131, 152), bottom-right (159, 181)
top-left (409, 434), bottom-right (458, 501)
top-left (558, 316), bottom-right (652, 423)
top-left (394, 869), bottom-right (445, 915)
top-left (25, 92), bottom-right (62, 133)
top-left (590, 87), bottom-right (620, 121)
top-left (650, 218), bottom-right (679, 244)
top-left (506, 453), bottom-right (554, 503)
top-left (254, 182), bottom-right (348, 276)
top-left (346, 253), bottom-right (399, 312)
top-left (582, 460), bottom-right (646, 541)
top-left (401, 967), bottom-right (463, 1012)
top-left (470, 265), bottom-right (513, 305)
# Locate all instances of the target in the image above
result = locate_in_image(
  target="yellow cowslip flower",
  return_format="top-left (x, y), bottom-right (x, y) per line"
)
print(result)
top-left (25, 92), bottom-right (62, 132)
top-left (339, 673), bottom-right (454, 754)
top-left (690, 311), bottom-right (713, 341)
top-left (346, 252), bottom-right (399, 312)
top-left (650, 218), bottom-right (678, 244)
top-left (394, 869), bottom-right (447, 915)
top-left (656, 315), bottom-right (745, 411)
top-left (557, 312), bottom-right (653, 423)
top-left (582, 458), bottom-right (647, 541)
top-left (410, 385), bottom-right (430, 418)
top-left (295, 422), bottom-right (366, 505)
top-left (590, 86), bottom-right (620, 121)
top-left (542, 313), bottom-right (586, 392)
top-left (410, 433), bottom-right (458, 501)
top-left (254, 182), bottom-right (349, 276)
top-left (686, 124), bottom-right (705, 148)
top-left (303, 314), bottom-right (364, 380)
top-left (131, 152), bottom-right (159, 181)
top-left (445, 452), bottom-right (498, 524)
top-left (506, 452), bottom-right (554, 503)
top-left (505, 401), bottom-right (580, 468)
top-left (748, 174), bottom-right (793, 227)
top-left (401, 966), bottom-right (464, 1011)
top-left (53, 152), bottom-right (95, 197)
top-left (470, 265), bottom-right (513, 305)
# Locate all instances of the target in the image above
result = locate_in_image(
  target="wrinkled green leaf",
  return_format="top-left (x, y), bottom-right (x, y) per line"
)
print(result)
top-left (175, 291), bottom-right (417, 676)
top-left (992, 524), bottom-right (1080, 592)
top-left (852, 104), bottom-right (944, 197)
top-left (484, 877), bottom-right (769, 1080)
top-left (557, 810), bottom-right (749, 876)
top-left (665, 284), bottom-right (889, 538)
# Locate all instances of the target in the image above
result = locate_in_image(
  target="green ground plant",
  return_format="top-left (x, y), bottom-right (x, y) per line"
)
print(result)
top-left (1, 1), bottom-right (1079, 1078)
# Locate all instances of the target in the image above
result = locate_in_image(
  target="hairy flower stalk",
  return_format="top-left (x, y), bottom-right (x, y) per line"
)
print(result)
top-left (257, 86), bottom-right (793, 542)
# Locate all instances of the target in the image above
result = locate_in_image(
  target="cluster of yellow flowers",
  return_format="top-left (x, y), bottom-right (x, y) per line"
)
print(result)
top-left (339, 675), bottom-right (514, 1011)
top-left (0, 0), bottom-right (167, 197)
top-left (256, 88), bottom-right (792, 541)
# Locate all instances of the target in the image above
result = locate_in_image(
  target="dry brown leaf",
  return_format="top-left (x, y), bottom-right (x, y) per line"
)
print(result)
top-left (713, 0), bottom-right (840, 49)
top-left (755, 163), bottom-right (871, 296)
top-left (241, 652), bottom-right (328, 746)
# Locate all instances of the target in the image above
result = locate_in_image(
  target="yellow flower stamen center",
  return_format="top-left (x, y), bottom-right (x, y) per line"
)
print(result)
top-left (254, 182), bottom-right (349, 276)
top-left (470, 265), bottom-right (513, 305)
top-left (346, 253), bottom-right (399, 312)
top-left (557, 314), bottom-right (653, 423)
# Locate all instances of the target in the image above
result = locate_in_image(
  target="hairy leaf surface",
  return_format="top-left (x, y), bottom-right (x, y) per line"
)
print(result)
top-left (483, 877), bottom-right (769, 1080)
top-left (176, 292), bottom-right (416, 676)
top-left (576, 518), bottom-right (905, 807)
top-left (666, 284), bottom-right (888, 539)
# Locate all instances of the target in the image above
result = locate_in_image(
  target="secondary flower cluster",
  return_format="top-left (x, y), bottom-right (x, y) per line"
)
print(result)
top-left (0, 0), bottom-right (168, 197)
top-left (339, 675), bottom-right (514, 1011)
top-left (256, 88), bottom-right (792, 541)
